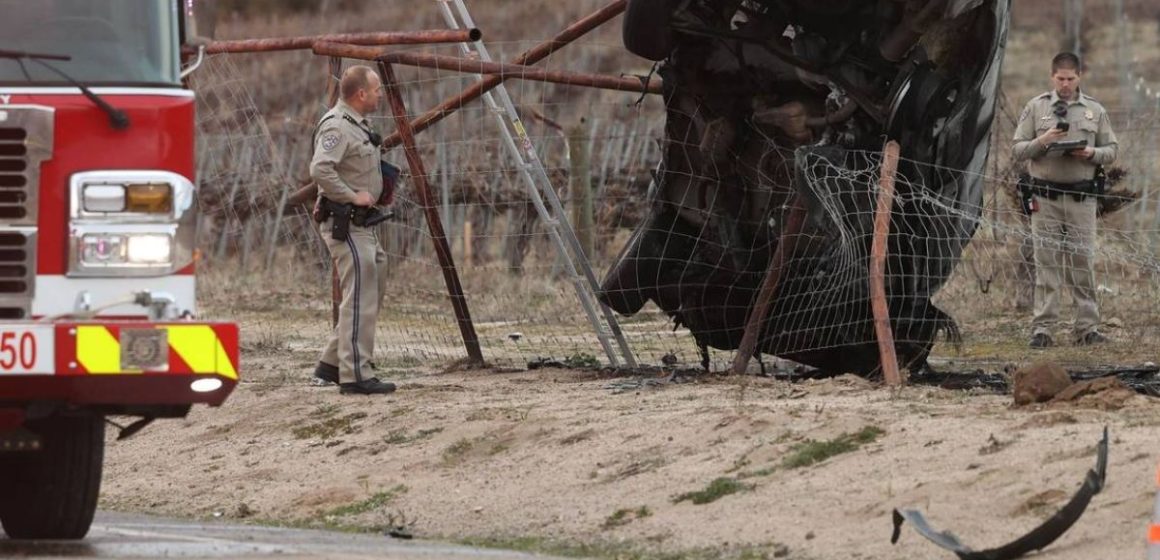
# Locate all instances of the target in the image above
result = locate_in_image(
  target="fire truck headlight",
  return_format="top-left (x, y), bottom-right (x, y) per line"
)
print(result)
top-left (126, 235), bottom-right (172, 264)
top-left (69, 171), bottom-right (196, 277)
top-left (80, 234), bottom-right (128, 264)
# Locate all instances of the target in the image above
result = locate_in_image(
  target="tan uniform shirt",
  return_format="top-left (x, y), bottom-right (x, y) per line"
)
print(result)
top-left (310, 99), bottom-right (383, 205)
top-left (1012, 90), bottom-right (1118, 184)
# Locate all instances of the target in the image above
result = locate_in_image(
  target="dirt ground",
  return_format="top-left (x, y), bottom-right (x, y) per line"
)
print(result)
top-left (99, 311), bottom-right (1160, 560)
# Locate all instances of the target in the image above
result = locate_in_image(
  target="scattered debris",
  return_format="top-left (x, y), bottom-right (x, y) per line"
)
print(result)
top-left (1051, 378), bottom-right (1136, 410)
top-left (909, 364), bottom-right (1160, 397)
top-left (527, 353), bottom-right (601, 370)
top-left (602, 378), bottom-right (668, 394)
top-left (892, 427), bottom-right (1109, 559)
top-left (1070, 365), bottom-right (1160, 397)
top-left (907, 367), bottom-right (1009, 392)
top-left (977, 434), bottom-right (1015, 456)
top-left (1012, 362), bottom-right (1073, 406)
top-left (381, 509), bottom-right (416, 540)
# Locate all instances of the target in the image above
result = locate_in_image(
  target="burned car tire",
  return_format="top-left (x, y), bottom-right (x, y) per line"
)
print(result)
top-left (623, 0), bottom-right (680, 61)
top-left (0, 414), bottom-right (105, 540)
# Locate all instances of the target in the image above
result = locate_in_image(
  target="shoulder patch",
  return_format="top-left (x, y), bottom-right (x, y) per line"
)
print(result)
top-left (320, 132), bottom-right (340, 152)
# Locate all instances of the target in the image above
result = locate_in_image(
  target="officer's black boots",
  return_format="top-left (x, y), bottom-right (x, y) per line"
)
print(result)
top-left (340, 378), bottom-right (397, 395)
top-left (313, 362), bottom-right (339, 385)
top-left (314, 362), bottom-right (397, 394)
top-left (1029, 333), bottom-right (1054, 349)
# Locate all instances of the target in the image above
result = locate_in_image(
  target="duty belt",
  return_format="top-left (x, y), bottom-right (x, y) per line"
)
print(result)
top-left (1029, 178), bottom-right (1100, 203)
top-left (315, 198), bottom-right (392, 241)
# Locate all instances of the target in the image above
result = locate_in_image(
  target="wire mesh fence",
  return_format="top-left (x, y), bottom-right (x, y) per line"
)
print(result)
top-left (190, 22), bottom-right (1160, 375)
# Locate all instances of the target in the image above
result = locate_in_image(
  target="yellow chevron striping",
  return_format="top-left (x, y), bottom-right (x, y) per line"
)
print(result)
top-left (212, 337), bottom-right (238, 380)
top-left (76, 326), bottom-right (122, 374)
top-left (167, 325), bottom-right (237, 380)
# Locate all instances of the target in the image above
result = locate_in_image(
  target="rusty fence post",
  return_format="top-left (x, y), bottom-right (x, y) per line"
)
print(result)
top-left (871, 141), bottom-right (902, 386)
top-left (378, 61), bottom-right (484, 364)
top-left (326, 56), bottom-right (343, 328)
top-left (731, 195), bottom-right (806, 375)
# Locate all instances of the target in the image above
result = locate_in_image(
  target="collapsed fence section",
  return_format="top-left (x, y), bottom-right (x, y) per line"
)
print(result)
top-left (191, 6), bottom-right (1160, 376)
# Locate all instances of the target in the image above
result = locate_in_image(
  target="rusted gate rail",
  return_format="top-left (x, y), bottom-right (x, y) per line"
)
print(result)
top-left (192, 29), bottom-right (481, 54)
top-left (312, 43), bottom-right (662, 95)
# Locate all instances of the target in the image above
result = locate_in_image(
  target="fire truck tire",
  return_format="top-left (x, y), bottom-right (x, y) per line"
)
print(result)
top-left (0, 414), bottom-right (105, 540)
top-left (623, 0), bottom-right (680, 61)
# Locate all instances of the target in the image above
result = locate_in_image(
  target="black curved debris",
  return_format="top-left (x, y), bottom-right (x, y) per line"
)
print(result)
top-left (891, 427), bottom-right (1109, 560)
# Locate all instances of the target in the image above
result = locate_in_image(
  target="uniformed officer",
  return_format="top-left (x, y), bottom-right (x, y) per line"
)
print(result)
top-left (310, 65), bottom-right (395, 395)
top-left (1012, 52), bottom-right (1118, 348)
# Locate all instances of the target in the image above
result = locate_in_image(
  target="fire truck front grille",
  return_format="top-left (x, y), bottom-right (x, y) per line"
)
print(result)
top-left (0, 128), bottom-right (28, 221)
top-left (0, 231), bottom-right (33, 319)
top-left (0, 107), bottom-right (52, 230)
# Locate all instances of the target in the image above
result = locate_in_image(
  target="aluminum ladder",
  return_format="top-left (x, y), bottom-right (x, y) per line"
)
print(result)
top-left (434, 0), bottom-right (637, 368)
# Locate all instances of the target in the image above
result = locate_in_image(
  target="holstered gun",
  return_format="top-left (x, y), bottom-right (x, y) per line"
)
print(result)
top-left (329, 201), bottom-right (353, 241)
top-left (1093, 165), bottom-right (1108, 197)
top-left (1016, 172), bottom-right (1034, 215)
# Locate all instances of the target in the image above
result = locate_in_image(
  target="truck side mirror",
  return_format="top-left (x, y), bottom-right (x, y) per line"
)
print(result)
top-left (183, 0), bottom-right (218, 44)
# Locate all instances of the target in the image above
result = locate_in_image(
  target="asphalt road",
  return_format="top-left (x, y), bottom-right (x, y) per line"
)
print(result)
top-left (0, 511), bottom-right (557, 559)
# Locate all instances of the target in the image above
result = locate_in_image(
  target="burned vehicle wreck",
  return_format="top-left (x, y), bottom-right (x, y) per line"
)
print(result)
top-left (600, 0), bottom-right (1010, 375)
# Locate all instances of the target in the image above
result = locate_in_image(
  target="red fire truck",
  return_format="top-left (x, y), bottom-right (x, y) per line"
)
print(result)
top-left (0, 0), bottom-right (237, 540)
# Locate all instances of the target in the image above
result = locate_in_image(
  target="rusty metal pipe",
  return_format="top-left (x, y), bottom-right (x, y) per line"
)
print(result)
top-left (201, 29), bottom-right (481, 54)
top-left (326, 56), bottom-right (343, 328)
top-left (871, 141), bottom-right (902, 386)
top-left (381, 0), bottom-right (628, 149)
top-left (379, 61), bottom-right (484, 365)
top-left (383, 51), bottom-right (661, 94)
top-left (730, 196), bottom-right (806, 375)
top-left (310, 44), bottom-right (660, 95)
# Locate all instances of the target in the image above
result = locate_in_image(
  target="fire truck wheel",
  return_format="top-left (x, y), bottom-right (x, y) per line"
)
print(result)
top-left (623, 0), bottom-right (681, 61)
top-left (0, 414), bottom-right (105, 540)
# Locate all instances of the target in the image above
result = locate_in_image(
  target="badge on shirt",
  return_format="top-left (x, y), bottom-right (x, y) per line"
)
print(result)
top-left (320, 132), bottom-right (340, 152)
top-left (1084, 110), bottom-right (1094, 120)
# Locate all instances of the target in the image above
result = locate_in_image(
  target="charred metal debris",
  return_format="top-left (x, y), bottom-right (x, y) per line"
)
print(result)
top-left (892, 427), bottom-right (1109, 559)
top-left (601, 0), bottom-right (1010, 376)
